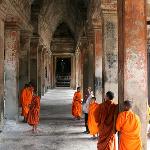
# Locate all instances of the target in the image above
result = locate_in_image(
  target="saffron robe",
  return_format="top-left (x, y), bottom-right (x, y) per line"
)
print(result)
top-left (27, 95), bottom-right (40, 126)
top-left (116, 110), bottom-right (142, 150)
top-left (88, 102), bottom-right (99, 135)
top-left (96, 100), bottom-right (118, 150)
top-left (72, 92), bottom-right (82, 118)
top-left (21, 88), bottom-right (32, 118)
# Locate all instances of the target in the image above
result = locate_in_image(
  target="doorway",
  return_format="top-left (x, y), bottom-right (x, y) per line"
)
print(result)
top-left (56, 57), bottom-right (71, 87)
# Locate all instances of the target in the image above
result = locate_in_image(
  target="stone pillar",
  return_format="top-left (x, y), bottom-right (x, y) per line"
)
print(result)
top-left (84, 31), bottom-right (95, 92)
top-left (41, 49), bottom-right (45, 96)
top-left (45, 51), bottom-right (49, 92)
top-left (4, 22), bottom-right (20, 119)
top-left (75, 49), bottom-right (81, 88)
top-left (48, 51), bottom-right (53, 88)
top-left (82, 39), bottom-right (90, 96)
top-left (102, 5), bottom-right (118, 102)
top-left (118, 0), bottom-right (147, 149)
top-left (30, 37), bottom-right (39, 92)
top-left (19, 32), bottom-right (31, 93)
top-left (37, 45), bottom-right (43, 97)
top-left (51, 54), bottom-right (54, 88)
top-left (0, 13), bottom-right (5, 129)
top-left (93, 26), bottom-right (103, 102)
top-left (71, 54), bottom-right (76, 89)
top-left (147, 25), bottom-right (150, 105)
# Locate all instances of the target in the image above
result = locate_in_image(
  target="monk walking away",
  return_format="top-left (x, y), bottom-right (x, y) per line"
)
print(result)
top-left (27, 89), bottom-right (40, 133)
top-left (96, 91), bottom-right (118, 150)
top-left (116, 100), bottom-right (142, 150)
top-left (20, 84), bottom-right (33, 122)
top-left (72, 87), bottom-right (82, 120)
top-left (88, 97), bottom-right (99, 139)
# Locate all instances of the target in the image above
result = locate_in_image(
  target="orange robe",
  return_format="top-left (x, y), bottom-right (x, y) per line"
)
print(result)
top-left (27, 95), bottom-right (40, 126)
top-left (96, 100), bottom-right (118, 150)
top-left (72, 92), bottom-right (82, 118)
top-left (116, 111), bottom-right (142, 150)
top-left (21, 88), bottom-right (32, 118)
top-left (88, 102), bottom-right (99, 135)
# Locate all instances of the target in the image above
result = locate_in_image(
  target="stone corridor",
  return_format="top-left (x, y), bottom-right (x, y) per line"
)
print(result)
top-left (0, 89), bottom-right (97, 150)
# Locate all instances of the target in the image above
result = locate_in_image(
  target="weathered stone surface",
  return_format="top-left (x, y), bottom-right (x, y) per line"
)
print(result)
top-left (0, 17), bottom-right (5, 130)
top-left (118, 0), bottom-right (147, 149)
top-left (37, 45), bottom-right (43, 97)
top-left (94, 28), bottom-right (103, 102)
top-left (19, 32), bottom-right (31, 93)
top-left (103, 10), bottom-right (118, 102)
top-left (29, 37), bottom-right (39, 92)
top-left (4, 26), bottom-right (20, 119)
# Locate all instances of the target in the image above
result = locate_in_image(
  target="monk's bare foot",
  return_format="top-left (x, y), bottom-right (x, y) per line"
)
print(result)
top-left (25, 129), bottom-right (34, 133)
top-left (77, 117), bottom-right (81, 120)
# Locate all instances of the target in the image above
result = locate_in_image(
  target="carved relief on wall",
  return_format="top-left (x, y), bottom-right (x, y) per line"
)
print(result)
top-left (5, 30), bottom-right (19, 71)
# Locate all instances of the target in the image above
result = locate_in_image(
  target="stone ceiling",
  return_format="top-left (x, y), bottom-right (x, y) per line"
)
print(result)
top-left (31, 0), bottom-right (90, 44)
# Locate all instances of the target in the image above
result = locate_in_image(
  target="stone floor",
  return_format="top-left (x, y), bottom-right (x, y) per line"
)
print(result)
top-left (0, 89), bottom-right (149, 150)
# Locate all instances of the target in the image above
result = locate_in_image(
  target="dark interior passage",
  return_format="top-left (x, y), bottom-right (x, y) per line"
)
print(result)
top-left (56, 58), bottom-right (71, 87)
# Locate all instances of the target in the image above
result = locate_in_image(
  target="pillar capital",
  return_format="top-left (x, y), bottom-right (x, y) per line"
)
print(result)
top-left (75, 48), bottom-right (81, 56)
top-left (5, 17), bottom-right (23, 30)
top-left (101, 3), bottom-right (117, 14)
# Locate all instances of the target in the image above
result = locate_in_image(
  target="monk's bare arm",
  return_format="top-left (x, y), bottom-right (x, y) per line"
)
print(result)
top-left (113, 104), bottom-right (119, 133)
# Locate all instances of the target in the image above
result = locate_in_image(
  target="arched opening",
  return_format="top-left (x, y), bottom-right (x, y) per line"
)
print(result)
top-left (51, 22), bottom-right (76, 88)
top-left (56, 57), bottom-right (71, 87)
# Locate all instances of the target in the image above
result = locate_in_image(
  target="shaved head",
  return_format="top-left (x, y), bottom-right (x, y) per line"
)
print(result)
top-left (123, 100), bottom-right (133, 111)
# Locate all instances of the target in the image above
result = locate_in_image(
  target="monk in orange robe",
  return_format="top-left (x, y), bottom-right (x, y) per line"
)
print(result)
top-left (27, 90), bottom-right (40, 133)
top-left (21, 84), bottom-right (33, 122)
top-left (20, 84), bottom-right (28, 107)
top-left (28, 82), bottom-right (34, 95)
top-left (88, 97), bottom-right (99, 139)
top-left (72, 87), bottom-right (82, 120)
top-left (96, 91), bottom-right (118, 150)
top-left (116, 100), bottom-right (142, 150)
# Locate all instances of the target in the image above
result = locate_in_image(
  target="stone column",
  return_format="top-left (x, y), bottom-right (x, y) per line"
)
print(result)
top-left (48, 51), bottom-right (53, 88)
top-left (19, 32), bottom-right (31, 93)
top-left (41, 49), bottom-right (45, 96)
top-left (86, 31), bottom-right (95, 92)
top-left (0, 13), bottom-right (5, 129)
top-left (147, 25), bottom-right (150, 105)
top-left (93, 26), bottom-right (103, 102)
top-left (51, 54), bottom-right (54, 88)
top-left (102, 5), bottom-right (118, 102)
top-left (118, 0), bottom-right (147, 149)
top-left (37, 45), bottom-right (43, 97)
top-left (45, 51), bottom-right (49, 92)
top-left (71, 54), bottom-right (76, 89)
top-left (30, 36), bottom-right (39, 92)
top-left (82, 39), bottom-right (90, 97)
top-left (75, 49), bottom-right (81, 88)
top-left (4, 22), bottom-right (20, 119)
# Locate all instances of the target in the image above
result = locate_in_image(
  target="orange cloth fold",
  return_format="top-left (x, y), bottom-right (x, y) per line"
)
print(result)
top-left (27, 95), bottom-right (40, 126)
top-left (96, 100), bottom-right (118, 150)
top-left (116, 111), bottom-right (142, 150)
top-left (72, 92), bottom-right (82, 118)
top-left (21, 88), bottom-right (33, 118)
top-left (88, 102), bottom-right (99, 135)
